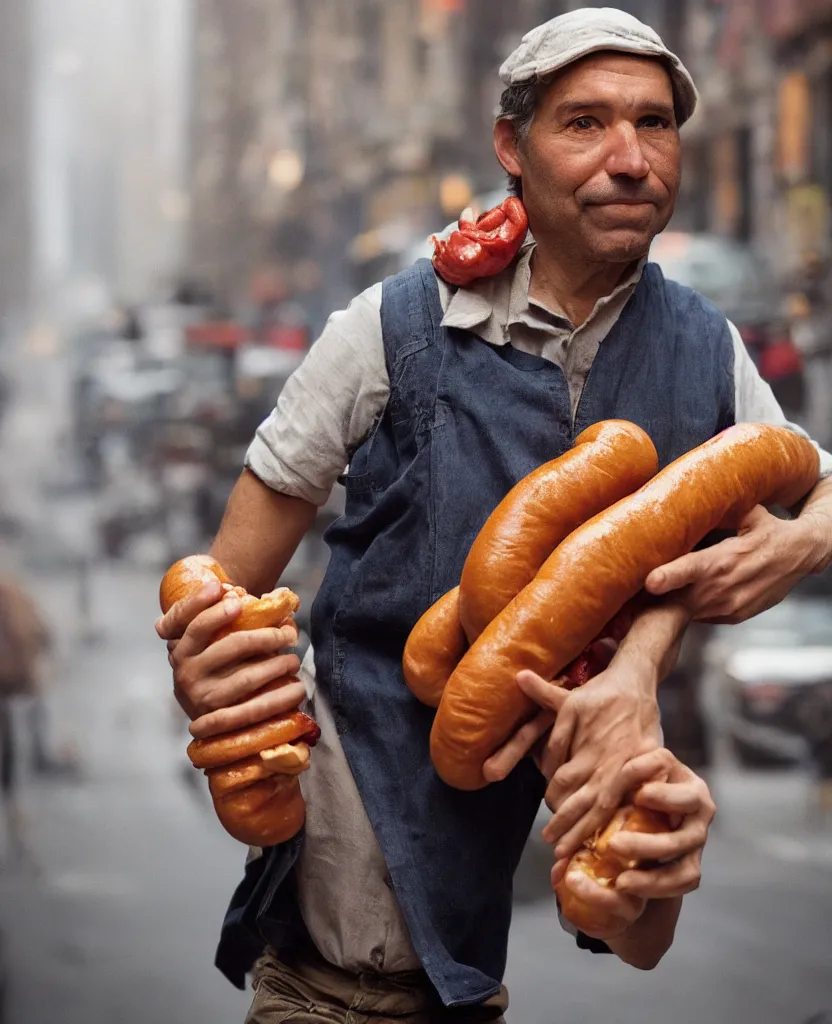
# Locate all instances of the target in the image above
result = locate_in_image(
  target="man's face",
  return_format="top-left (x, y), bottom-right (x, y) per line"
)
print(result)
top-left (495, 53), bottom-right (681, 263)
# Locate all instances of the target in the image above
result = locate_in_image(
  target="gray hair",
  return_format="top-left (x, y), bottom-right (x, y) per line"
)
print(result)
top-left (495, 81), bottom-right (548, 197)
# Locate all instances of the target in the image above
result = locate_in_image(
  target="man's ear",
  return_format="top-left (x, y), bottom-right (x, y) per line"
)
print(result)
top-left (493, 118), bottom-right (524, 180)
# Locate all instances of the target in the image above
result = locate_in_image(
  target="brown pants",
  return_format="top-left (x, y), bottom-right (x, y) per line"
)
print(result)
top-left (245, 946), bottom-right (509, 1023)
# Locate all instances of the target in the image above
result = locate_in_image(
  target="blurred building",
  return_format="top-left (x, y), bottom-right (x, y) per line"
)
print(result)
top-left (0, 0), bottom-right (33, 335)
top-left (32, 0), bottom-right (191, 317)
top-left (184, 0), bottom-right (832, 328)
top-left (187, 0), bottom-right (575, 326)
top-left (669, 0), bottom-right (832, 276)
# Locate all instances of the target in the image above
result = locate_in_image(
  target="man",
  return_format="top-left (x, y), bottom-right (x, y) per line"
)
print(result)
top-left (157, 9), bottom-right (832, 1022)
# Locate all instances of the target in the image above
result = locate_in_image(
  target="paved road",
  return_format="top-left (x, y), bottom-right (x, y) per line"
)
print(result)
top-left (1, 561), bottom-right (830, 1024)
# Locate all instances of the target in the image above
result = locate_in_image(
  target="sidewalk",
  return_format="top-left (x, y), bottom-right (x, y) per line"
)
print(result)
top-left (711, 767), bottom-right (832, 871)
top-left (0, 562), bottom-right (250, 1024)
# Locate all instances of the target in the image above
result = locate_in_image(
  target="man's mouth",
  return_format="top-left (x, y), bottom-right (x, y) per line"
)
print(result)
top-left (590, 199), bottom-right (654, 207)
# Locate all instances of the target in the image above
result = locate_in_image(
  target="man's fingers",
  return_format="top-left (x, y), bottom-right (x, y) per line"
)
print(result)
top-left (172, 593), bottom-right (244, 658)
top-left (550, 857), bottom-right (569, 887)
top-left (155, 581), bottom-right (224, 641)
top-left (189, 673), bottom-right (307, 739)
top-left (515, 671), bottom-right (571, 714)
top-left (616, 747), bottom-right (675, 792)
top-left (644, 551), bottom-right (701, 596)
top-left (541, 786), bottom-right (595, 846)
top-left (482, 710), bottom-right (554, 783)
top-left (634, 779), bottom-right (713, 819)
top-left (607, 819), bottom-right (708, 863)
top-left (184, 652), bottom-right (302, 728)
top-left (559, 870), bottom-right (645, 924)
top-left (550, 771), bottom-right (632, 860)
top-left (737, 504), bottom-right (769, 533)
top-left (197, 623), bottom-right (300, 674)
top-left (616, 854), bottom-right (702, 898)
top-left (536, 702), bottom-right (576, 780)
top-left (543, 747), bottom-right (595, 809)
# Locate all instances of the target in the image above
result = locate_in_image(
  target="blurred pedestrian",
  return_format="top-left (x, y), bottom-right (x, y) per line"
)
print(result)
top-left (0, 574), bottom-right (77, 797)
top-left (790, 253), bottom-right (832, 451)
top-left (157, 8), bottom-right (832, 1021)
top-left (0, 573), bottom-right (48, 862)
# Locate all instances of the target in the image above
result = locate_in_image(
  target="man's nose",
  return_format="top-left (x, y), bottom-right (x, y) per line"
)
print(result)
top-left (604, 124), bottom-right (650, 179)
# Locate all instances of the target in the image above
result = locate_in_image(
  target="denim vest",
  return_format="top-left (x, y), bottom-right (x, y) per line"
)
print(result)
top-left (215, 260), bottom-right (735, 1005)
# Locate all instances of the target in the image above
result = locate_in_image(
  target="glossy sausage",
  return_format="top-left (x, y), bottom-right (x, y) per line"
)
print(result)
top-left (431, 423), bottom-right (819, 790)
top-left (403, 422), bottom-right (658, 704)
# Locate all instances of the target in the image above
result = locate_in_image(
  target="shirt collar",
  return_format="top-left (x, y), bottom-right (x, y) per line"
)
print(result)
top-left (441, 234), bottom-right (647, 347)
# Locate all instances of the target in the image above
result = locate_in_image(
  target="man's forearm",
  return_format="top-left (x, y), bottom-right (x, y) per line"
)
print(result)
top-left (210, 468), bottom-right (318, 594)
top-left (612, 599), bottom-right (692, 696)
top-left (605, 896), bottom-right (682, 970)
top-left (795, 475), bottom-right (832, 574)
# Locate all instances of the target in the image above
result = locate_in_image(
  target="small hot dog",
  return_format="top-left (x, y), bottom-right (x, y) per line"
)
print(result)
top-left (555, 802), bottom-right (671, 938)
top-left (186, 711), bottom-right (320, 770)
top-left (160, 555), bottom-right (312, 847)
top-left (431, 424), bottom-right (819, 791)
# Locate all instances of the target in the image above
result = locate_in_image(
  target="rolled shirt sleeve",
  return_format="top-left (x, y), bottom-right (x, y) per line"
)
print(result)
top-left (245, 283), bottom-right (390, 506)
top-left (729, 321), bottom-right (832, 479)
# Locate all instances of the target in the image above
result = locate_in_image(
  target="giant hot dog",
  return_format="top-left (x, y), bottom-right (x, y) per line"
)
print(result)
top-left (431, 423), bottom-right (819, 792)
top-left (458, 421), bottom-right (659, 642)
top-left (159, 555), bottom-right (319, 847)
top-left (402, 422), bottom-right (659, 705)
top-left (402, 587), bottom-right (467, 708)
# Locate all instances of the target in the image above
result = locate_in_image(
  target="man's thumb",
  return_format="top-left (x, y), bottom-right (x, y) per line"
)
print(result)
top-left (516, 670), bottom-right (570, 712)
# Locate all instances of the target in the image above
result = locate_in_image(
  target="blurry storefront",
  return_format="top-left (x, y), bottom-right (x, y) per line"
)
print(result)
top-left (768, 3), bottom-right (832, 446)
top-left (670, 0), bottom-right (832, 437)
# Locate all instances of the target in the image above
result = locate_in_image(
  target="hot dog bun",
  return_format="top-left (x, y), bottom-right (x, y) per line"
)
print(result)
top-left (555, 803), bottom-right (670, 938)
top-left (159, 553), bottom-right (232, 611)
top-left (158, 555), bottom-right (312, 848)
top-left (402, 587), bottom-right (467, 708)
top-left (212, 773), bottom-right (306, 848)
top-left (431, 424), bottom-right (819, 790)
top-left (186, 711), bottom-right (319, 769)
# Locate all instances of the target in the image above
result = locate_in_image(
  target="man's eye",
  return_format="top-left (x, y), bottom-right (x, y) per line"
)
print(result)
top-left (571, 117), bottom-right (597, 130)
top-left (639, 115), bottom-right (671, 129)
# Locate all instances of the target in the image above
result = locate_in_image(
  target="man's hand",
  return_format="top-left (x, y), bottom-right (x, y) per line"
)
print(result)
top-left (645, 504), bottom-right (826, 624)
top-left (483, 600), bottom-right (690, 863)
top-left (155, 584), bottom-right (305, 739)
top-left (558, 872), bottom-right (647, 942)
top-left (483, 666), bottom-right (661, 855)
top-left (558, 749), bottom-right (715, 953)
top-left (602, 747), bottom-right (715, 899)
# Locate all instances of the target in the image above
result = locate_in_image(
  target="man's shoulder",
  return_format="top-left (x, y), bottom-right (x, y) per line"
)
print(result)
top-left (379, 259), bottom-right (443, 318)
top-left (382, 258), bottom-right (436, 291)
top-left (643, 262), bottom-right (732, 332)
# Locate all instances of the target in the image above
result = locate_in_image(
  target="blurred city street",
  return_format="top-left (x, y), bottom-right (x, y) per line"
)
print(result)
top-left (1, 554), bottom-right (831, 1024)
top-left (1, 348), bottom-right (830, 1023)
top-left (2, 1), bottom-right (832, 1022)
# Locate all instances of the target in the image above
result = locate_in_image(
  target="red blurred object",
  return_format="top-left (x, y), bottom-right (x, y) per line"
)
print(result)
top-left (431, 198), bottom-right (528, 287)
top-left (186, 321), bottom-right (308, 352)
top-left (760, 336), bottom-right (804, 381)
top-left (263, 325), bottom-right (308, 351)
top-left (186, 322), bottom-right (250, 350)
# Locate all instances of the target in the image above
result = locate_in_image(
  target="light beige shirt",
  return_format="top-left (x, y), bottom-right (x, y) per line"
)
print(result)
top-left (245, 238), bottom-right (832, 974)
